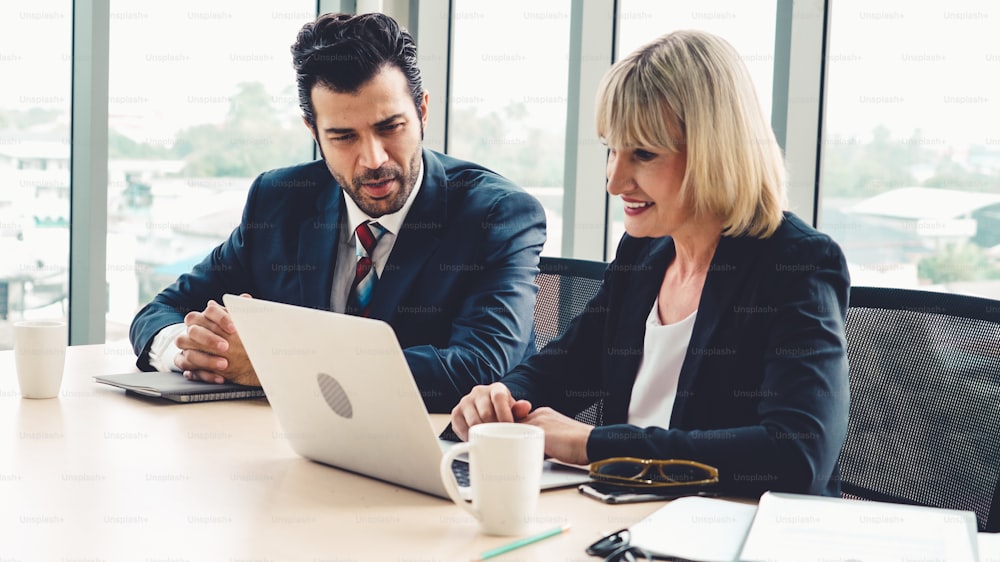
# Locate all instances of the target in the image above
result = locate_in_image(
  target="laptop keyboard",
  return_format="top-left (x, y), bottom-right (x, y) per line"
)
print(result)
top-left (451, 459), bottom-right (470, 487)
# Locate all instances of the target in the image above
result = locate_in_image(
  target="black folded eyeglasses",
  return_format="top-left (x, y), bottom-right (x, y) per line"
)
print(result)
top-left (586, 528), bottom-right (653, 562)
top-left (589, 457), bottom-right (719, 488)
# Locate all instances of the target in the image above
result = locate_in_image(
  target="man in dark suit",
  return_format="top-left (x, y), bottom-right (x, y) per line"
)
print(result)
top-left (129, 13), bottom-right (546, 413)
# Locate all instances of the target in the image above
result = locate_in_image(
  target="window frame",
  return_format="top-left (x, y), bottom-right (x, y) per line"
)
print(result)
top-left (68, 0), bottom-right (829, 343)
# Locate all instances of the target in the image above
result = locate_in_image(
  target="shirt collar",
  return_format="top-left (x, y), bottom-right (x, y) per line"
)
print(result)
top-left (342, 155), bottom-right (424, 237)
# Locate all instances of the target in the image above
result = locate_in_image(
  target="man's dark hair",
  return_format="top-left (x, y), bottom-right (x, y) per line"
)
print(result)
top-left (291, 12), bottom-right (423, 128)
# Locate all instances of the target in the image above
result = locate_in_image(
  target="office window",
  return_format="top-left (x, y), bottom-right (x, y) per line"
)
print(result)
top-left (105, 1), bottom-right (315, 344)
top-left (819, 1), bottom-right (1000, 298)
top-left (448, 0), bottom-right (571, 256)
top-left (0, 1), bottom-right (72, 350)
top-left (609, 0), bottom-right (778, 257)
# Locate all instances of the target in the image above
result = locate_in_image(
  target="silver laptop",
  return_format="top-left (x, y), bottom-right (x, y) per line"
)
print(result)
top-left (223, 294), bottom-right (591, 499)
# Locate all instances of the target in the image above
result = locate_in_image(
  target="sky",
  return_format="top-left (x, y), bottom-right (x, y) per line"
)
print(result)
top-left (0, 0), bottom-right (311, 140)
top-left (824, 0), bottom-right (1000, 145)
top-left (2, 0), bottom-right (999, 148)
top-left (448, 0), bottom-right (776, 133)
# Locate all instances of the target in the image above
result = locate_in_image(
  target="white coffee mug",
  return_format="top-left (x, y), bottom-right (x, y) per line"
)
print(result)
top-left (13, 320), bottom-right (67, 399)
top-left (439, 422), bottom-right (545, 536)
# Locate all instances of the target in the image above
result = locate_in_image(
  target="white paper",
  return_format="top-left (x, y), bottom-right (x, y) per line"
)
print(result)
top-left (628, 496), bottom-right (758, 562)
top-left (979, 531), bottom-right (1000, 562)
top-left (739, 492), bottom-right (979, 562)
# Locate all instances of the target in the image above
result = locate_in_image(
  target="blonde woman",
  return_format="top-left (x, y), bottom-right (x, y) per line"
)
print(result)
top-left (451, 30), bottom-right (850, 497)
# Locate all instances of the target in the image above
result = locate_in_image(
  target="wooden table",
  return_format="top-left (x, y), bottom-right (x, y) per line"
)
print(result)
top-left (1, 344), bottom-right (669, 561)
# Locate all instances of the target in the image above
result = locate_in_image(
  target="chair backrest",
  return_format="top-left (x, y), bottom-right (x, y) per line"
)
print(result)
top-left (840, 286), bottom-right (1000, 532)
top-left (533, 256), bottom-right (608, 425)
top-left (533, 256), bottom-right (608, 352)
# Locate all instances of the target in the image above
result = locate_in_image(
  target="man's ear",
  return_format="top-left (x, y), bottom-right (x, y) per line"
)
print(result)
top-left (419, 90), bottom-right (429, 130)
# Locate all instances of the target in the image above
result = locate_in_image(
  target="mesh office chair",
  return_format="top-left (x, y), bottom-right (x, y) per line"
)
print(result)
top-left (839, 286), bottom-right (1000, 532)
top-left (533, 256), bottom-right (608, 351)
top-left (533, 256), bottom-right (608, 425)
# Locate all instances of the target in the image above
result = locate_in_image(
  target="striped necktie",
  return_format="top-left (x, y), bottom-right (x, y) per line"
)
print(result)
top-left (347, 220), bottom-right (385, 317)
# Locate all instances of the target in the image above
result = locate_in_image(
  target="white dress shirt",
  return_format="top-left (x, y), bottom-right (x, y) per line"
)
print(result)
top-left (329, 159), bottom-right (423, 313)
top-left (627, 298), bottom-right (698, 429)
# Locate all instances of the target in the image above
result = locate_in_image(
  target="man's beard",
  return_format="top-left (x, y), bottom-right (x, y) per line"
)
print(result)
top-left (324, 147), bottom-right (422, 218)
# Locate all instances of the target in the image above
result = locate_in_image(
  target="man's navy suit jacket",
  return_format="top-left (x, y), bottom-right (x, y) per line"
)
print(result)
top-left (130, 149), bottom-right (547, 412)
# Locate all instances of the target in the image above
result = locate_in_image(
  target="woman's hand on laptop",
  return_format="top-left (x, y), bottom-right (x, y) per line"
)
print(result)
top-left (518, 407), bottom-right (592, 466)
top-left (450, 382), bottom-right (532, 441)
top-left (174, 295), bottom-right (261, 387)
top-left (451, 384), bottom-right (592, 465)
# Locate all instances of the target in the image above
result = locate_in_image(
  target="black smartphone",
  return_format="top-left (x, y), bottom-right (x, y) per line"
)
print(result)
top-left (578, 481), bottom-right (717, 504)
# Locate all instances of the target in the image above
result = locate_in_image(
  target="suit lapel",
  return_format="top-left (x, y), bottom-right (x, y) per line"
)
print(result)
top-left (297, 178), bottom-right (343, 309)
top-left (669, 235), bottom-right (757, 426)
top-left (603, 238), bottom-right (675, 423)
top-left (368, 150), bottom-right (447, 322)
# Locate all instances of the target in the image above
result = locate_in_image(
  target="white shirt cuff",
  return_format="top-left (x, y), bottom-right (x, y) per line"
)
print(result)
top-left (148, 323), bottom-right (187, 372)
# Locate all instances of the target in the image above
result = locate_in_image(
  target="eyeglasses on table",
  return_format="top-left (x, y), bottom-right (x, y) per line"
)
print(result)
top-left (589, 457), bottom-right (719, 488)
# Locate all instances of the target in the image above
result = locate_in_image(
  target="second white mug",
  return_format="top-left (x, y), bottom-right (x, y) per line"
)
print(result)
top-left (13, 320), bottom-right (68, 399)
top-left (439, 422), bottom-right (545, 536)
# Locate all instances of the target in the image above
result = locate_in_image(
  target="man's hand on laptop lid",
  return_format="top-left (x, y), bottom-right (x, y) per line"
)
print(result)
top-left (174, 294), bottom-right (260, 387)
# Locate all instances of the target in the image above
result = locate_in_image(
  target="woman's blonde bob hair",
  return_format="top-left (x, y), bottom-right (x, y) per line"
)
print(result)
top-left (596, 30), bottom-right (787, 238)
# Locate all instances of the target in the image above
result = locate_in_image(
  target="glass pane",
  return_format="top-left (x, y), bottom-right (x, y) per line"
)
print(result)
top-left (106, 2), bottom-right (315, 345)
top-left (610, 0), bottom-right (778, 258)
top-left (449, 0), bottom-right (571, 256)
top-left (0, 2), bottom-right (72, 350)
top-left (820, 1), bottom-right (1000, 297)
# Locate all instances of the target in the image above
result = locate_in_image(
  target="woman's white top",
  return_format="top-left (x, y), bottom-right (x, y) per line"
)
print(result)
top-left (626, 298), bottom-right (697, 429)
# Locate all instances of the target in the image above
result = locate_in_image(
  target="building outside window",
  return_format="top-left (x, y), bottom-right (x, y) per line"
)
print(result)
top-left (448, 0), bottom-right (572, 255)
top-left (104, 1), bottom-right (315, 345)
top-left (0, 1), bottom-right (71, 350)
top-left (819, 0), bottom-right (1000, 297)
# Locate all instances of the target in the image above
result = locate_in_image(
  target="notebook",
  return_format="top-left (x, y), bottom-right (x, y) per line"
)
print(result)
top-left (610, 492), bottom-right (978, 562)
top-left (94, 371), bottom-right (266, 403)
top-left (738, 492), bottom-right (979, 562)
top-left (625, 496), bottom-right (758, 561)
top-left (223, 294), bottom-right (591, 499)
